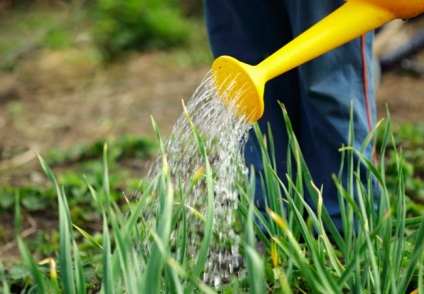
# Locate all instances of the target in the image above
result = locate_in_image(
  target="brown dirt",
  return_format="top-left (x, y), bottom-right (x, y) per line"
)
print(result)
top-left (374, 19), bottom-right (424, 123)
top-left (377, 72), bottom-right (424, 122)
top-left (0, 50), bottom-right (422, 157)
top-left (0, 49), bottom-right (210, 183)
top-left (0, 50), bottom-right (209, 150)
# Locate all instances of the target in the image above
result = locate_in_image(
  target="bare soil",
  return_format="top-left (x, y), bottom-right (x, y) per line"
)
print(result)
top-left (0, 50), bottom-right (422, 155)
top-left (377, 71), bottom-right (424, 122)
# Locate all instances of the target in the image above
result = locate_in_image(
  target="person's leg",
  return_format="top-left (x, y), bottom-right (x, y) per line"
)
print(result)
top-left (283, 0), bottom-right (380, 230)
top-left (203, 0), bottom-right (302, 215)
top-left (204, 0), bottom-right (380, 233)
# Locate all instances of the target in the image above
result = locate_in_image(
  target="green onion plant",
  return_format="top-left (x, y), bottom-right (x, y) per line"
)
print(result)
top-left (6, 105), bottom-right (423, 293)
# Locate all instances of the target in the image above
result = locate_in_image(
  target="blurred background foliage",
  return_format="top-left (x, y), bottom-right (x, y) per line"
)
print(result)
top-left (0, 0), bottom-right (206, 68)
top-left (92, 0), bottom-right (190, 61)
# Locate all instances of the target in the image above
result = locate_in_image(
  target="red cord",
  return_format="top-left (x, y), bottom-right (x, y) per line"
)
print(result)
top-left (361, 34), bottom-right (377, 163)
top-left (361, 34), bottom-right (373, 132)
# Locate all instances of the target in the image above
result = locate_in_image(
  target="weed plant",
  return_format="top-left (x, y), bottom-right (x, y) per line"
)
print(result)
top-left (379, 122), bottom-right (424, 217)
top-left (2, 107), bottom-right (423, 293)
top-left (0, 135), bottom-right (156, 224)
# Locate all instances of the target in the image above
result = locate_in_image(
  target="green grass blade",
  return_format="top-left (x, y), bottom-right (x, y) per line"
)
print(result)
top-left (102, 143), bottom-right (141, 292)
top-left (110, 204), bottom-right (139, 293)
top-left (379, 108), bottom-right (391, 161)
top-left (269, 166), bottom-right (344, 287)
top-left (151, 115), bottom-right (166, 155)
top-left (244, 166), bottom-right (257, 247)
top-left (269, 210), bottom-right (329, 293)
top-left (392, 149), bottom-right (407, 292)
top-left (245, 246), bottom-right (266, 294)
top-left (0, 260), bottom-right (10, 294)
top-left (84, 175), bottom-right (104, 213)
top-left (339, 147), bottom-right (385, 188)
top-left (279, 104), bottom-right (344, 250)
top-left (102, 144), bottom-right (111, 210)
top-left (338, 255), bottom-right (359, 288)
top-left (17, 236), bottom-right (47, 293)
top-left (354, 179), bottom-right (381, 293)
top-left (237, 188), bottom-right (272, 248)
top-left (418, 261), bottom-right (423, 294)
top-left (110, 223), bottom-right (131, 291)
top-left (73, 224), bottom-right (103, 250)
top-left (37, 154), bottom-right (76, 294)
top-left (398, 217), bottom-right (424, 293)
top-left (244, 168), bottom-right (267, 294)
top-left (121, 175), bottom-right (158, 269)
top-left (151, 232), bottom-right (216, 294)
top-left (142, 157), bottom-right (174, 293)
top-left (15, 162), bottom-right (50, 293)
top-left (359, 118), bottom-right (384, 154)
top-left (58, 186), bottom-right (77, 294)
top-left (402, 217), bottom-right (424, 227)
top-left (181, 102), bottom-right (215, 294)
top-left (284, 183), bottom-right (340, 293)
top-left (72, 240), bottom-right (86, 294)
top-left (151, 232), bottom-right (183, 294)
top-left (14, 190), bottom-right (21, 234)
top-left (177, 181), bottom-right (188, 265)
top-left (101, 213), bottom-right (114, 294)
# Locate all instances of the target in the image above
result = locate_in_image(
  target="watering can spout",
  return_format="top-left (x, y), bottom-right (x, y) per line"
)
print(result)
top-left (211, 0), bottom-right (424, 123)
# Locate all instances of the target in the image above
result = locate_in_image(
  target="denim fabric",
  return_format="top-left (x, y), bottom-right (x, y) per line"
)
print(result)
top-left (204, 0), bottom-right (380, 232)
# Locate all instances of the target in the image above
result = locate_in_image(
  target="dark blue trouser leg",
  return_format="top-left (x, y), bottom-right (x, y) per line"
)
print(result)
top-left (282, 1), bottom-right (379, 230)
top-left (204, 0), bottom-right (380, 232)
top-left (204, 0), bottom-right (302, 212)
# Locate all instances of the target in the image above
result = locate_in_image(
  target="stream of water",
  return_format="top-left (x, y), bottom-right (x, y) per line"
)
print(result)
top-left (147, 71), bottom-right (253, 286)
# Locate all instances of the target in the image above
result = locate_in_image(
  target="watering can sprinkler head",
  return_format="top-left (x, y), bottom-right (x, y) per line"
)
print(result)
top-left (211, 0), bottom-right (424, 123)
top-left (211, 56), bottom-right (266, 123)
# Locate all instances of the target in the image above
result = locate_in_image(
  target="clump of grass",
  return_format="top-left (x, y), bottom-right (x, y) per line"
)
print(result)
top-left (10, 116), bottom-right (216, 293)
top-left (379, 121), bottom-right (424, 217)
top-left (4, 106), bottom-right (424, 293)
top-left (237, 104), bottom-right (424, 293)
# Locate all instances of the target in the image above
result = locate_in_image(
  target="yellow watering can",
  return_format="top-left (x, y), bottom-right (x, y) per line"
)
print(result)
top-left (211, 0), bottom-right (424, 122)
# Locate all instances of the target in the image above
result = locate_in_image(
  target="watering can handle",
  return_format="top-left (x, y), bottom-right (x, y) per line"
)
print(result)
top-left (258, 0), bottom-right (395, 81)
